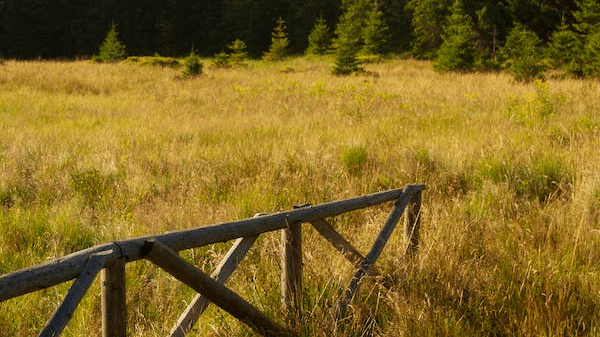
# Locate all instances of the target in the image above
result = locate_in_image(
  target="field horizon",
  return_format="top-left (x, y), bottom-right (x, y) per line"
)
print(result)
top-left (1, 57), bottom-right (600, 336)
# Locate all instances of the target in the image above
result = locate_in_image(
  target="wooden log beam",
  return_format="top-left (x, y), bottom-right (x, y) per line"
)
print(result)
top-left (309, 218), bottom-right (366, 268)
top-left (169, 235), bottom-right (258, 337)
top-left (0, 186), bottom-right (426, 302)
top-left (335, 185), bottom-right (422, 319)
top-left (101, 257), bottom-right (127, 337)
top-left (281, 221), bottom-right (302, 325)
top-left (39, 249), bottom-right (114, 337)
top-left (141, 238), bottom-right (295, 337)
top-left (404, 190), bottom-right (423, 257)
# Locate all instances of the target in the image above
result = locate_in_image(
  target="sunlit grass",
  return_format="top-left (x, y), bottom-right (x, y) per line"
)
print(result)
top-left (1, 57), bottom-right (600, 336)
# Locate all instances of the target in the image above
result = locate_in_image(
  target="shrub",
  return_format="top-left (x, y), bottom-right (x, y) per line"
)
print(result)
top-left (181, 52), bottom-right (203, 77)
top-left (341, 145), bottom-right (367, 173)
top-left (96, 23), bottom-right (127, 63)
top-left (212, 51), bottom-right (231, 68)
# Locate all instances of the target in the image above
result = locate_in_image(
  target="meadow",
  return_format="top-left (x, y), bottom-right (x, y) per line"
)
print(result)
top-left (1, 56), bottom-right (600, 336)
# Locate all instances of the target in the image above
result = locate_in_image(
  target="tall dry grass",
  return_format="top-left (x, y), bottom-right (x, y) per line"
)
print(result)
top-left (1, 57), bottom-right (600, 336)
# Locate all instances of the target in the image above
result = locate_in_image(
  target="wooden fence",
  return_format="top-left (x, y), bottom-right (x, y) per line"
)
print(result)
top-left (0, 184), bottom-right (425, 337)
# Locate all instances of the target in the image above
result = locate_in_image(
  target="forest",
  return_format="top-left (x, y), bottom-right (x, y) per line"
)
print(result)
top-left (0, 0), bottom-right (599, 79)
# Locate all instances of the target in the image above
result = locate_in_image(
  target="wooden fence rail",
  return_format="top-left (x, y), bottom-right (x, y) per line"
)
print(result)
top-left (0, 184), bottom-right (425, 337)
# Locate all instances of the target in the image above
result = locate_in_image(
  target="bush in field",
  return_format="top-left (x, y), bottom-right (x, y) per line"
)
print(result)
top-left (181, 51), bottom-right (203, 77)
top-left (94, 23), bottom-right (127, 63)
top-left (306, 16), bottom-right (331, 55)
top-left (263, 17), bottom-right (289, 61)
top-left (498, 25), bottom-right (546, 82)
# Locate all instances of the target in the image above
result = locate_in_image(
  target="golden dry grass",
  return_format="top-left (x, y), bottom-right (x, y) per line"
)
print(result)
top-left (1, 57), bottom-right (600, 336)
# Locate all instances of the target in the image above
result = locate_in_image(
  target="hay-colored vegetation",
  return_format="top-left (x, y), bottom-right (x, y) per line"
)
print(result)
top-left (1, 57), bottom-right (600, 336)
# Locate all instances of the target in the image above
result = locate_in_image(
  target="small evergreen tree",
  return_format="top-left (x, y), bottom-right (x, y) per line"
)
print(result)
top-left (263, 17), bottom-right (289, 61)
top-left (228, 39), bottom-right (249, 66)
top-left (498, 25), bottom-right (546, 82)
top-left (306, 17), bottom-right (331, 55)
top-left (582, 31), bottom-right (600, 78)
top-left (97, 23), bottom-right (127, 63)
top-left (546, 20), bottom-right (581, 70)
top-left (433, 0), bottom-right (477, 72)
top-left (182, 51), bottom-right (203, 77)
top-left (360, 3), bottom-right (389, 57)
top-left (332, 1), bottom-right (366, 75)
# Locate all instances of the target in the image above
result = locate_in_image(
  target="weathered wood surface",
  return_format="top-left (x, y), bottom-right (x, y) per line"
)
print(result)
top-left (39, 250), bottom-right (113, 337)
top-left (404, 190), bottom-right (423, 257)
top-left (0, 186), bottom-right (424, 302)
top-left (281, 221), bottom-right (302, 325)
top-left (309, 218), bottom-right (367, 269)
top-left (335, 185), bottom-right (421, 318)
top-left (142, 239), bottom-right (295, 337)
top-left (169, 235), bottom-right (258, 337)
top-left (101, 257), bottom-right (127, 337)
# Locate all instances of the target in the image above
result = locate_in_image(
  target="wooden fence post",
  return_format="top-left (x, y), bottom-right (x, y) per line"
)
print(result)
top-left (403, 189), bottom-right (422, 257)
top-left (101, 257), bottom-right (126, 337)
top-left (281, 220), bottom-right (302, 325)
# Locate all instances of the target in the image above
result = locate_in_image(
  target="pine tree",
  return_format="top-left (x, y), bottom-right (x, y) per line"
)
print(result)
top-left (263, 17), bottom-right (289, 61)
top-left (332, 0), bottom-right (368, 75)
top-left (306, 17), bottom-right (331, 55)
top-left (433, 0), bottom-right (477, 72)
top-left (228, 39), bottom-right (248, 66)
top-left (546, 20), bottom-right (581, 70)
top-left (360, 2), bottom-right (389, 57)
top-left (498, 25), bottom-right (546, 82)
top-left (96, 23), bottom-right (127, 63)
top-left (406, 0), bottom-right (453, 59)
top-left (582, 31), bottom-right (600, 78)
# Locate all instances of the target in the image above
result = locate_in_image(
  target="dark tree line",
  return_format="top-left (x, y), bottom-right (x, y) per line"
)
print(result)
top-left (0, 0), bottom-right (588, 61)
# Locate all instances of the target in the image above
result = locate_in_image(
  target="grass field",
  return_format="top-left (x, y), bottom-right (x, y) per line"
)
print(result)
top-left (1, 57), bottom-right (600, 336)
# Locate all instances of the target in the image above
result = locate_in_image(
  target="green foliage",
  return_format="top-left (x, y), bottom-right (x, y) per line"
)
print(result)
top-left (433, 0), bottom-right (477, 72)
top-left (212, 51), bottom-right (231, 68)
top-left (124, 55), bottom-right (181, 68)
top-left (96, 23), bottom-right (127, 63)
top-left (228, 39), bottom-right (249, 65)
top-left (573, 0), bottom-right (600, 35)
top-left (212, 39), bottom-right (248, 68)
top-left (498, 25), bottom-right (546, 82)
top-left (341, 145), bottom-right (367, 173)
top-left (546, 21), bottom-right (582, 70)
top-left (332, 1), bottom-right (366, 75)
top-left (263, 17), bottom-right (289, 61)
top-left (360, 3), bottom-right (389, 56)
top-left (582, 31), bottom-right (600, 78)
top-left (181, 51), bottom-right (203, 77)
top-left (406, 0), bottom-right (453, 59)
top-left (306, 17), bottom-right (331, 55)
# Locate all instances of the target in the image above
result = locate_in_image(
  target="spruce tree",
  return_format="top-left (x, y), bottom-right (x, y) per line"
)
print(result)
top-left (546, 20), bottom-right (581, 70)
top-left (97, 23), bottom-right (127, 63)
top-left (263, 17), bottom-right (289, 61)
top-left (228, 39), bottom-right (248, 66)
top-left (582, 32), bottom-right (600, 78)
top-left (433, 0), bottom-right (477, 72)
top-left (332, 0), bottom-right (367, 75)
top-left (306, 17), bottom-right (331, 55)
top-left (360, 2), bottom-right (389, 57)
top-left (498, 25), bottom-right (546, 82)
